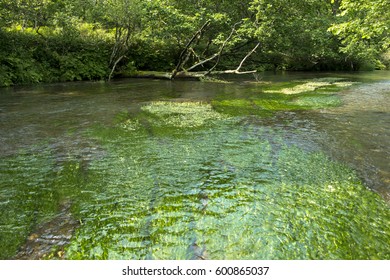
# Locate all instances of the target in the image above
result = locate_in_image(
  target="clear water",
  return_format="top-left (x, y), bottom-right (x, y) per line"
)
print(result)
top-left (0, 72), bottom-right (389, 259)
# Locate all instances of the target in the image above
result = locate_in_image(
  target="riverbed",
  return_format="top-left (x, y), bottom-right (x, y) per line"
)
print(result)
top-left (0, 71), bottom-right (389, 259)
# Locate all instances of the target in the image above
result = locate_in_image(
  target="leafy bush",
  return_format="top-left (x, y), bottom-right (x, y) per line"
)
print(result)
top-left (0, 29), bottom-right (110, 87)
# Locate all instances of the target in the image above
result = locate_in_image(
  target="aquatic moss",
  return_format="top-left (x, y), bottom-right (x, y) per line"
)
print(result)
top-left (211, 99), bottom-right (265, 116)
top-left (119, 118), bottom-right (141, 131)
top-left (2, 107), bottom-right (388, 260)
top-left (1, 78), bottom-right (388, 260)
top-left (0, 150), bottom-right (91, 259)
top-left (273, 147), bottom-right (390, 259)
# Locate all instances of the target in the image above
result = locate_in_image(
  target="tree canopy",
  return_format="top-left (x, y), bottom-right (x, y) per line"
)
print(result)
top-left (0, 0), bottom-right (389, 86)
top-left (329, 0), bottom-right (390, 69)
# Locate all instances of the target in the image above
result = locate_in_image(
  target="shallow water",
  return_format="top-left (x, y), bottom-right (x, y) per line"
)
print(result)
top-left (0, 71), bottom-right (389, 259)
top-left (311, 81), bottom-right (390, 200)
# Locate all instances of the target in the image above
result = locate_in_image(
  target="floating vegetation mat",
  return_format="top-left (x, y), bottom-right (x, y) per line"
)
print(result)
top-left (212, 94), bottom-right (342, 116)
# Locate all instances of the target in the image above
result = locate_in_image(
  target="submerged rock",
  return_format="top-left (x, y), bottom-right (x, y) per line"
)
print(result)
top-left (187, 240), bottom-right (208, 260)
top-left (14, 201), bottom-right (79, 260)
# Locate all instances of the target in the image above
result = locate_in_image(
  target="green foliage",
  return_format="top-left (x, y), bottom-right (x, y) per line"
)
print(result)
top-left (0, 28), bottom-right (110, 86)
top-left (0, 30), bottom-right (44, 85)
top-left (129, 37), bottom-right (177, 71)
top-left (329, 0), bottom-right (390, 70)
top-left (249, 0), bottom-right (348, 70)
top-left (1, 0), bottom-right (389, 87)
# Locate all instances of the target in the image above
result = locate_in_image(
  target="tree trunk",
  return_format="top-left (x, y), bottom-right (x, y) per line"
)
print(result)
top-left (108, 26), bottom-right (131, 81)
top-left (171, 20), bottom-right (211, 80)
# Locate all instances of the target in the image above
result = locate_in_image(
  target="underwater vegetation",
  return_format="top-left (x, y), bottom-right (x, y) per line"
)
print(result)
top-left (1, 78), bottom-right (388, 260)
top-left (64, 110), bottom-right (389, 260)
top-left (212, 77), bottom-right (354, 116)
top-left (140, 101), bottom-right (228, 128)
top-left (263, 78), bottom-right (355, 95)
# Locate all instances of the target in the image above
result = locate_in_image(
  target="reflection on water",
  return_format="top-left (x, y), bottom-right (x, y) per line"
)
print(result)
top-left (0, 72), bottom-right (389, 259)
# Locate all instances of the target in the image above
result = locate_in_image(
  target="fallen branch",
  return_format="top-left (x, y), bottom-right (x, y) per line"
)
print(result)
top-left (127, 70), bottom-right (255, 80)
top-left (186, 53), bottom-right (219, 71)
top-left (201, 42), bottom-right (260, 75)
top-left (129, 41), bottom-right (261, 80)
top-left (108, 55), bottom-right (125, 82)
top-left (188, 41), bottom-right (261, 76)
top-left (205, 22), bottom-right (241, 75)
top-left (234, 42), bottom-right (261, 73)
top-left (186, 22), bottom-right (241, 73)
top-left (210, 69), bottom-right (258, 75)
top-left (171, 20), bottom-right (211, 79)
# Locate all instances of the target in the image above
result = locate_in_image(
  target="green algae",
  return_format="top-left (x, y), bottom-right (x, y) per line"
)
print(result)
top-left (1, 115), bottom-right (389, 260)
top-left (212, 93), bottom-right (341, 116)
top-left (0, 150), bottom-right (90, 259)
top-left (291, 94), bottom-right (342, 108)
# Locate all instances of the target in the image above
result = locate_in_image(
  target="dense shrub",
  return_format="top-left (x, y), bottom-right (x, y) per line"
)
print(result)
top-left (0, 30), bottom-right (111, 87)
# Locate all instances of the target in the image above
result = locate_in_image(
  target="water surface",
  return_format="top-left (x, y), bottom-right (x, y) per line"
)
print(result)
top-left (0, 72), bottom-right (389, 259)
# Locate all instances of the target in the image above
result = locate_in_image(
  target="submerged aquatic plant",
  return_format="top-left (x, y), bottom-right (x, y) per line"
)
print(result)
top-left (119, 118), bottom-right (141, 131)
top-left (291, 95), bottom-right (341, 108)
top-left (264, 78), bottom-right (356, 95)
top-left (211, 77), bottom-right (355, 116)
top-left (212, 94), bottom-right (342, 116)
top-left (61, 121), bottom-right (390, 260)
top-left (140, 101), bottom-right (228, 128)
top-left (1, 78), bottom-right (388, 261)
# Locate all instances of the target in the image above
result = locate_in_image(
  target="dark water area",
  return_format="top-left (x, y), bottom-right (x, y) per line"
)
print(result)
top-left (0, 71), bottom-right (389, 259)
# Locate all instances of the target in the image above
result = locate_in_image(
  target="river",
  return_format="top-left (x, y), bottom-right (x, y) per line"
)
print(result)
top-left (0, 71), bottom-right (389, 259)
